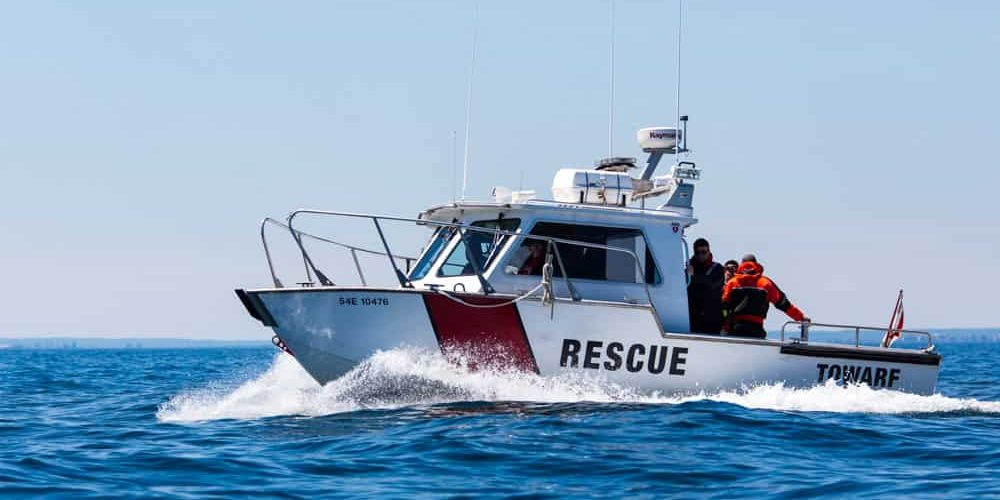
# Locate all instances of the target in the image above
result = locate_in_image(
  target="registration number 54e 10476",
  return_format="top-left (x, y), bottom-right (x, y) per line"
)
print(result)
top-left (338, 296), bottom-right (390, 307)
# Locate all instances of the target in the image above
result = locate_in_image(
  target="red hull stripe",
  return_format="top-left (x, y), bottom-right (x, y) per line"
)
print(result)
top-left (422, 294), bottom-right (539, 374)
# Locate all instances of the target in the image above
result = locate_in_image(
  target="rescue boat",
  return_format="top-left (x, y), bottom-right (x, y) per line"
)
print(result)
top-left (236, 124), bottom-right (941, 395)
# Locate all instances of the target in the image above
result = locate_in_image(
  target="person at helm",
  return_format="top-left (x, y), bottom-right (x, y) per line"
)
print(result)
top-left (721, 254), bottom-right (810, 338)
top-left (517, 240), bottom-right (548, 276)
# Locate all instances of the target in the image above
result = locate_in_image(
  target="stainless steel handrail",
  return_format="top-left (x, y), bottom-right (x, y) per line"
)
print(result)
top-left (260, 217), bottom-right (415, 288)
top-left (283, 209), bottom-right (663, 330)
top-left (780, 321), bottom-right (933, 350)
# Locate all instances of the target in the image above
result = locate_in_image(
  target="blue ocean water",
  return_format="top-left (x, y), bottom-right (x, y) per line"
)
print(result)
top-left (1, 342), bottom-right (998, 498)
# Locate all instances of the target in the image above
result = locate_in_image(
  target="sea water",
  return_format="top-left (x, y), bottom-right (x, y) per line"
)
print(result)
top-left (1, 341), bottom-right (997, 498)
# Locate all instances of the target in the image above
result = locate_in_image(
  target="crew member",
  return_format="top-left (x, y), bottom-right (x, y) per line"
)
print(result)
top-left (721, 254), bottom-right (810, 338)
top-left (518, 240), bottom-right (546, 275)
top-left (723, 259), bottom-right (739, 282)
top-left (686, 238), bottom-right (726, 333)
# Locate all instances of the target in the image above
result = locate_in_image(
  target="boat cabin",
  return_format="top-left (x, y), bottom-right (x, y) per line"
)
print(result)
top-left (409, 200), bottom-right (694, 332)
top-left (405, 126), bottom-right (699, 332)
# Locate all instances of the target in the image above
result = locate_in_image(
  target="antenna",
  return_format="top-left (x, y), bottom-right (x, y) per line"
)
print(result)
top-left (461, 2), bottom-right (479, 202)
top-left (675, 0), bottom-right (683, 163)
top-left (608, 0), bottom-right (616, 157)
top-left (451, 130), bottom-right (458, 202)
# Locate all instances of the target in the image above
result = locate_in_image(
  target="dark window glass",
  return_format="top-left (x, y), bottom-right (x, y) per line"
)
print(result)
top-left (437, 218), bottom-right (521, 277)
top-left (409, 227), bottom-right (455, 280)
top-left (511, 222), bottom-right (661, 284)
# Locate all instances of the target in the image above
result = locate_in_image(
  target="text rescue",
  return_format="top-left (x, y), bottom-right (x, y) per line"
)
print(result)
top-left (560, 339), bottom-right (688, 375)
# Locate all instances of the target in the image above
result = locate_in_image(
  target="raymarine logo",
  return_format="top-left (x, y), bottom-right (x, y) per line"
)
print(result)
top-left (649, 131), bottom-right (675, 139)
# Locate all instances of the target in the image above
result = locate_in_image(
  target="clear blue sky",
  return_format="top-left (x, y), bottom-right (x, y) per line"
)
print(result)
top-left (2, 1), bottom-right (998, 338)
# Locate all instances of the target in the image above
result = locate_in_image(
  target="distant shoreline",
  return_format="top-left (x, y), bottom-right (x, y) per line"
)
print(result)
top-left (0, 337), bottom-right (269, 350)
top-left (1, 328), bottom-right (997, 350)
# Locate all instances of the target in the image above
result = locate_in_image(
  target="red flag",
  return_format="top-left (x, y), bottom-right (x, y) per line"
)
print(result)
top-left (881, 290), bottom-right (904, 348)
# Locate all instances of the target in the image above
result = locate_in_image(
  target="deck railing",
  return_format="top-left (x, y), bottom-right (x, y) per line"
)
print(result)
top-left (780, 321), bottom-right (934, 350)
top-left (259, 217), bottom-right (416, 288)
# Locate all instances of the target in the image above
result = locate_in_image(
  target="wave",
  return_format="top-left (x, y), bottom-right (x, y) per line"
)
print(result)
top-left (156, 348), bottom-right (1000, 423)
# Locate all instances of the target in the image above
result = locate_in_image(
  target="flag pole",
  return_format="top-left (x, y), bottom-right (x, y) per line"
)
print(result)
top-left (882, 289), bottom-right (903, 348)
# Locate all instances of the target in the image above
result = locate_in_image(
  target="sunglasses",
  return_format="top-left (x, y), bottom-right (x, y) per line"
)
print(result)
top-left (694, 249), bottom-right (710, 255)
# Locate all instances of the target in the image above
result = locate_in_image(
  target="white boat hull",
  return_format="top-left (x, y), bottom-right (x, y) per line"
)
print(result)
top-left (237, 287), bottom-right (941, 395)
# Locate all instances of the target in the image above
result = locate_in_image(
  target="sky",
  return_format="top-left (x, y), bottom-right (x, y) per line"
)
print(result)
top-left (1, 1), bottom-right (998, 339)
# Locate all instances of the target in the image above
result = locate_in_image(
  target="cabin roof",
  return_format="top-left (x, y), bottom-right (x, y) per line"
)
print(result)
top-left (419, 200), bottom-right (698, 227)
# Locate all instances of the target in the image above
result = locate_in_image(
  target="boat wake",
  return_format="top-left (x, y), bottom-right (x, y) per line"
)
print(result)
top-left (157, 348), bottom-right (1000, 423)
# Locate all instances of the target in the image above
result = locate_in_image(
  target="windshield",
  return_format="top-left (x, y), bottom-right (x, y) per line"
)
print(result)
top-left (437, 218), bottom-right (521, 277)
top-left (409, 227), bottom-right (455, 280)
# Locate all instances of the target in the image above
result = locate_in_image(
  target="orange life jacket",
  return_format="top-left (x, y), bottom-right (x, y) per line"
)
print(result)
top-left (722, 261), bottom-right (804, 325)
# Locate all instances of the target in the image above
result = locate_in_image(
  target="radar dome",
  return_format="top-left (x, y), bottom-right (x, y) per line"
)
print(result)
top-left (637, 127), bottom-right (680, 152)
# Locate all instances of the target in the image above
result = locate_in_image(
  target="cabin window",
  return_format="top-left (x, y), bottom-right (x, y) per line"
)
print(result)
top-left (437, 218), bottom-right (521, 277)
top-left (507, 222), bottom-right (661, 284)
top-left (409, 227), bottom-right (456, 280)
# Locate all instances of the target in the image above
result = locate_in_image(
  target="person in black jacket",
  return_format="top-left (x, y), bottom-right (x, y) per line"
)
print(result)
top-left (686, 238), bottom-right (726, 333)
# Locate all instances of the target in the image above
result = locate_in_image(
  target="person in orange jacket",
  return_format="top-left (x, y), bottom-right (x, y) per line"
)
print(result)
top-left (721, 254), bottom-right (810, 338)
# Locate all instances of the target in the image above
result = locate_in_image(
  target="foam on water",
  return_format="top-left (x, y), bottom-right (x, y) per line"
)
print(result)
top-left (157, 347), bottom-right (1000, 423)
top-left (679, 380), bottom-right (1000, 414)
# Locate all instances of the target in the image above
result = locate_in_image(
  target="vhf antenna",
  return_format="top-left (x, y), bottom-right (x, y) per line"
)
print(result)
top-left (461, 1), bottom-right (480, 202)
top-left (452, 130), bottom-right (458, 202)
top-left (675, 0), bottom-right (684, 163)
top-left (608, 0), bottom-right (616, 157)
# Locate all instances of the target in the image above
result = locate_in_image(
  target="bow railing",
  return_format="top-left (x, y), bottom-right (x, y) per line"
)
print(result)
top-left (258, 209), bottom-right (662, 330)
top-left (259, 217), bottom-right (416, 288)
